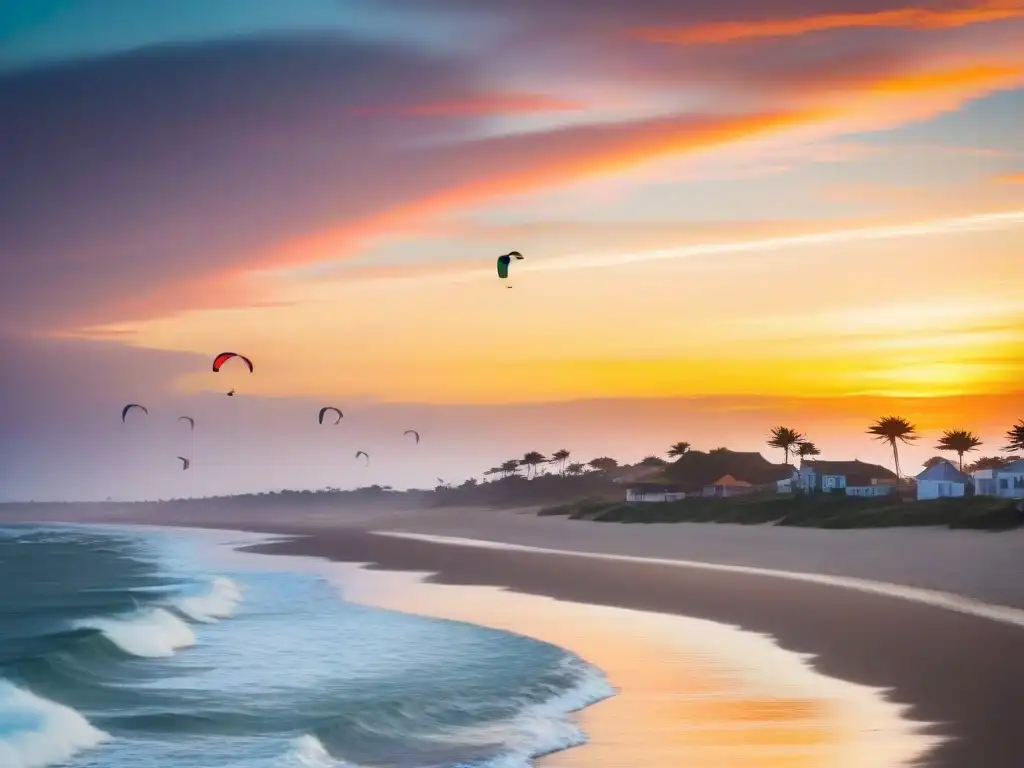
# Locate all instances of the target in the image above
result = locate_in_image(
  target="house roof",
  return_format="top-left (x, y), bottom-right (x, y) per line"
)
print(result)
top-left (611, 465), bottom-right (665, 484)
top-left (998, 459), bottom-right (1024, 473)
top-left (706, 474), bottom-right (753, 487)
top-left (663, 449), bottom-right (792, 491)
top-left (916, 460), bottom-right (971, 483)
top-left (802, 460), bottom-right (896, 479)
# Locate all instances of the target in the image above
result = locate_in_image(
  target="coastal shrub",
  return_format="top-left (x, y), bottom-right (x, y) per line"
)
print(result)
top-left (547, 492), bottom-right (1022, 530)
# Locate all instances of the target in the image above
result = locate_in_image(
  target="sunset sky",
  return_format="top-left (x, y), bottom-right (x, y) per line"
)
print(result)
top-left (2, 0), bottom-right (1022, 500)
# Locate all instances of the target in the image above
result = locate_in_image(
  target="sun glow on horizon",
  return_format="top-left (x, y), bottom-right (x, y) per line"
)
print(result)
top-left (70, 208), bottom-right (1024, 409)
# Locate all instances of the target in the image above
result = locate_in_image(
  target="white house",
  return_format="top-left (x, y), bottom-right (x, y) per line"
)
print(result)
top-left (798, 460), bottom-right (897, 496)
top-left (625, 483), bottom-right (687, 503)
top-left (915, 459), bottom-right (970, 500)
top-left (972, 459), bottom-right (1024, 498)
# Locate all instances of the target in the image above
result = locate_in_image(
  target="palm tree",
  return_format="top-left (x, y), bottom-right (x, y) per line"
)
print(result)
top-left (935, 429), bottom-right (983, 471)
top-left (667, 441), bottom-right (691, 459)
top-left (767, 426), bottom-right (805, 465)
top-left (1005, 419), bottom-right (1024, 453)
top-left (709, 446), bottom-right (729, 453)
top-left (867, 416), bottom-right (918, 480)
top-left (922, 456), bottom-right (949, 469)
top-left (565, 462), bottom-right (585, 476)
top-left (796, 441), bottom-right (820, 465)
top-left (549, 449), bottom-right (571, 476)
top-left (587, 456), bottom-right (618, 473)
top-left (520, 451), bottom-right (547, 479)
top-left (965, 455), bottom-right (1019, 472)
top-left (499, 459), bottom-right (521, 478)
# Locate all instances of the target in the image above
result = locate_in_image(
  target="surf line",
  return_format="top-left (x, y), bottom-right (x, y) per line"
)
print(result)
top-left (373, 532), bottom-right (1024, 630)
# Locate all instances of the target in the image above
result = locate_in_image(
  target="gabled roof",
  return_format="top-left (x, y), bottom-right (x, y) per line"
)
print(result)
top-left (612, 465), bottom-right (665, 484)
top-left (915, 459), bottom-right (970, 483)
top-left (663, 449), bottom-right (792, 491)
top-left (706, 474), bottom-right (752, 487)
top-left (802, 460), bottom-right (896, 479)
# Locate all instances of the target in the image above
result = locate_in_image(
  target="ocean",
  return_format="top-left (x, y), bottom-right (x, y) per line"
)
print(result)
top-left (0, 525), bottom-right (613, 768)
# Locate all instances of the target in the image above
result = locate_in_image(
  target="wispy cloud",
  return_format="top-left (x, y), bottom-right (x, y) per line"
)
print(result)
top-left (628, 2), bottom-right (1024, 45)
top-left (344, 92), bottom-right (587, 116)
top-left (254, 209), bottom-right (1024, 289)
top-left (529, 210), bottom-right (1024, 273)
top-left (994, 171), bottom-right (1024, 183)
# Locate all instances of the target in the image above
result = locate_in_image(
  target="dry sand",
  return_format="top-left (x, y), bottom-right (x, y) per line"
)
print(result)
top-left (237, 527), bottom-right (1024, 768)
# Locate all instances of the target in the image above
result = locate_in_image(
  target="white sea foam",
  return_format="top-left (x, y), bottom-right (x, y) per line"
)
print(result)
top-left (74, 607), bottom-right (197, 658)
top-left (445, 658), bottom-right (616, 768)
top-left (174, 576), bottom-right (243, 623)
top-left (0, 680), bottom-right (109, 768)
top-left (287, 733), bottom-right (366, 767)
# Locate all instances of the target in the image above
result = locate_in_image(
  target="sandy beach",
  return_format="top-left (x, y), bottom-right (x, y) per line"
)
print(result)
top-left (9, 503), bottom-right (1024, 766)
top-left (228, 523), bottom-right (1024, 768)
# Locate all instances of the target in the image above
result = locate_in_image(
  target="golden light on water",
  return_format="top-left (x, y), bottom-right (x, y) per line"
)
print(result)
top-left (332, 565), bottom-right (941, 768)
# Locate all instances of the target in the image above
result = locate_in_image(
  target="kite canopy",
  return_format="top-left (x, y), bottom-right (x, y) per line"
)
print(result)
top-left (212, 352), bottom-right (253, 373)
top-left (177, 456), bottom-right (191, 470)
top-left (178, 416), bottom-right (195, 430)
top-left (496, 250), bottom-right (523, 280)
top-left (318, 406), bottom-right (343, 425)
top-left (355, 450), bottom-right (370, 465)
top-left (121, 403), bottom-right (148, 423)
top-left (404, 429), bottom-right (420, 444)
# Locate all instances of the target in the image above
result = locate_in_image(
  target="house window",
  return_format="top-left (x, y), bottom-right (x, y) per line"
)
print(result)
top-left (1015, 477), bottom-right (1024, 488)
top-left (1000, 479), bottom-right (1009, 489)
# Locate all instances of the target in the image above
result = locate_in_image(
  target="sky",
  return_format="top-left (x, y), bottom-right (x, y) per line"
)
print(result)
top-left (1, 0), bottom-right (1022, 501)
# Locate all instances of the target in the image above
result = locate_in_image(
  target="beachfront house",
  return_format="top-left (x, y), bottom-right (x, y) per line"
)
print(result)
top-left (702, 474), bottom-right (756, 498)
top-left (971, 459), bottom-right (1024, 498)
top-left (915, 459), bottom-right (971, 500)
top-left (797, 460), bottom-right (897, 496)
top-left (624, 482), bottom-right (687, 503)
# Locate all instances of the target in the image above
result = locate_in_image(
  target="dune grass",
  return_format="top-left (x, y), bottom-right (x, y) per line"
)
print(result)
top-left (539, 493), bottom-right (1023, 531)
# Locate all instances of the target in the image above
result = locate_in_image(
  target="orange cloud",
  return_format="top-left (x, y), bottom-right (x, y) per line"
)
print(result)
top-left (994, 172), bottom-right (1024, 182)
top-left (629, 2), bottom-right (1024, 45)
top-left (862, 62), bottom-right (1024, 95)
top-left (260, 108), bottom-right (828, 269)
top-left (260, 64), bottom-right (1022, 272)
top-left (92, 59), bottom-right (1023, 328)
top-left (345, 92), bottom-right (587, 116)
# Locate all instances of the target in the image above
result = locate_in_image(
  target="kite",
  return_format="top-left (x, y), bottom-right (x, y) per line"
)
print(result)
top-left (496, 250), bottom-right (524, 280)
top-left (212, 352), bottom-right (253, 373)
top-left (319, 406), bottom-right (343, 425)
top-left (404, 429), bottom-right (420, 444)
top-left (355, 450), bottom-right (370, 465)
top-left (121, 404), bottom-right (148, 423)
top-left (178, 416), bottom-right (195, 430)
top-left (177, 456), bottom-right (191, 470)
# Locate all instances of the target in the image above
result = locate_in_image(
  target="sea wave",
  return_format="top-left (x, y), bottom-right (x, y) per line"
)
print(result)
top-left (0, 680), bottom-right (109, 768)
top-left (174, 577), bottom-right (243, 623)
top-left (289, 734), bottom-right (357, 767)
top-left (73, 607), bottom-right (197, 658)
top-left (451, 657), bottom-right (614, 768)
